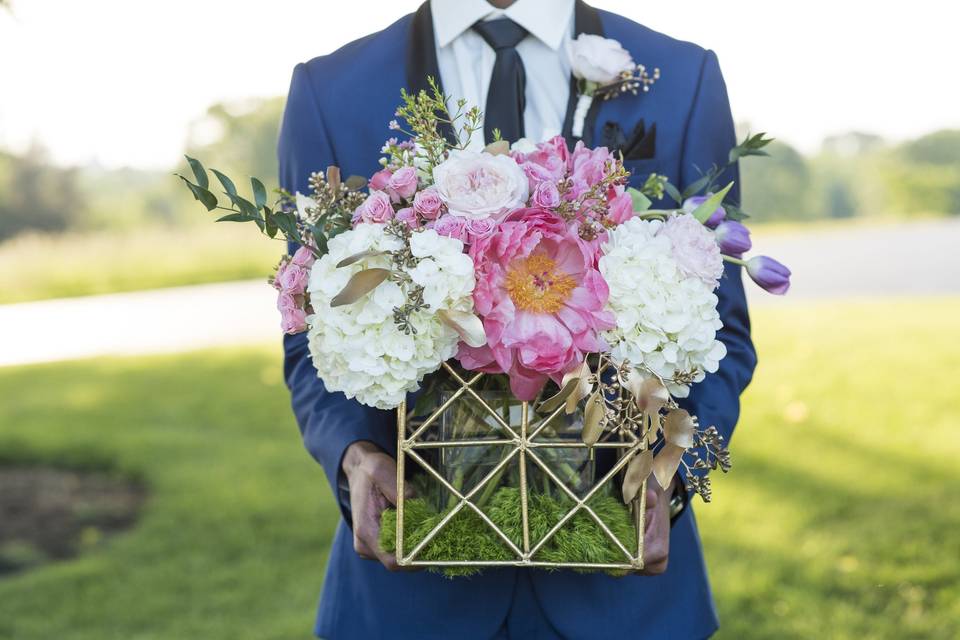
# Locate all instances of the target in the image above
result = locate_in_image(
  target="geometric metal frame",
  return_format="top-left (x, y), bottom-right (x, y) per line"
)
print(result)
top-left (395, 362), bottom-right (647, 571)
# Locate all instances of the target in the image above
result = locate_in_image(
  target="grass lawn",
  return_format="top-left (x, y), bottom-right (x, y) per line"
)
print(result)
top-left (0, 298), bottom-right (958, 638)
top-left (0, 225), bottom-right (283, 305)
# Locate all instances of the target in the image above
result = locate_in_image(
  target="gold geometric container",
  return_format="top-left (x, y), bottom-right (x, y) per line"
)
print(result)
top-left (395, 362), bottom-right (648, 572)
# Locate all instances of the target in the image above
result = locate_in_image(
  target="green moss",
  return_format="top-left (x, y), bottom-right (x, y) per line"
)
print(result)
top-left (379, 486), bottom-right (637, 577)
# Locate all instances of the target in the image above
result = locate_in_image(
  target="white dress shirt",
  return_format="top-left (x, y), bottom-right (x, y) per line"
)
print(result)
top-left (431, 0), bottom-right (576, 148)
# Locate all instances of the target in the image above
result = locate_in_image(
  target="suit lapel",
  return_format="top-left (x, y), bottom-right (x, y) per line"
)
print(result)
top-left (561, 1), bottom-right (604, 147)
top-left (407, 1), bottom-right (456, 142)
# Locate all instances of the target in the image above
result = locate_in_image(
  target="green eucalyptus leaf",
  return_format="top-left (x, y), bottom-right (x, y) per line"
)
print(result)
top-left (264, 209), bottom-right (278, 238)
top-left (178, 175), bottom-right (218, 211)
top-left (690, 182), bottom-right (734, 224)
top-left (251, 177), bottom-right (268, 209)
top-left (627, 187), bottom-right (651, 212)
top-left (216, 212), bottom-right (254, 223)
top-left (681, 173), bottom-right (712, 200)
top-left (211, 169), bottom-right (238, 197)
top-left (185, 156), bottom-right (209, 190)
top-left (663, 181), bottom-right (682, 204)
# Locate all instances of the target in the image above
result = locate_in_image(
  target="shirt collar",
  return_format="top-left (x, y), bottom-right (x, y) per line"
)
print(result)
top-left (431, 0), bottom-right (575, 50)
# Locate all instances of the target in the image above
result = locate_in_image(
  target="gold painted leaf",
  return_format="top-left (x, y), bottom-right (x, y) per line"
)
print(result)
top-left (539, 376), bottom-right (580, 415)
top-left (335, 249), bottom-right (386, 269)
top-left (330, 268), bottom-right (392, 307)
top-left (664, 409), bottom-right (696, 449)
top-left (326, 165), bottom-right (341, 192)
top-left (621, 449), bottom-right (653, 504)
top-left (626, 374), bottom-right (670, 414)
top-left (484, 140), bottom-right (510, 156)
top-left (345, 175), bottom-right (367, 191)
top-left (582, 390), bottom-right (605, 446)
top-left (652, 443), bottom-right (685, 490)
top-left (437, 309), bottom-right (487, 348)
top-left (566, 361), bottom-right (594, 415)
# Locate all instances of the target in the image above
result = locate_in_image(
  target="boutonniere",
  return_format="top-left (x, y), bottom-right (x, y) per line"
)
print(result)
top-left (569, 34), bottom-right (660, 138)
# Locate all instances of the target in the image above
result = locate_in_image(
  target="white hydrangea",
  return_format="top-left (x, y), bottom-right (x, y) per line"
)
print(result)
top-left (599, 217), bottom-right (727, 397)
top-left (306, 224), bottom-right (476, 409)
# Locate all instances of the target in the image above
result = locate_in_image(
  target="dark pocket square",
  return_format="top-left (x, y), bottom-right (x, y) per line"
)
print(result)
top-left (600, 119), bottom-right (657, 160)
top-left (624, 120), bottom-right (656, 160)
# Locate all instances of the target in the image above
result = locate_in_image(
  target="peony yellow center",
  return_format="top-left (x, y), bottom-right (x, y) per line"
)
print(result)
top-left (504, 252), bottom-right (577, 314)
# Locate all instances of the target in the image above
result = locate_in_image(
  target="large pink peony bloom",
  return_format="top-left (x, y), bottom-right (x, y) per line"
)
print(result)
top-left (459, 208), bottom-right (615, 400)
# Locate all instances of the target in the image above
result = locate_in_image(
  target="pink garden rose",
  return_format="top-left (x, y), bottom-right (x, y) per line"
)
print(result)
top-left (277, 291), bottom-right (308, 334)
top-left (412, 186), bottom-right (444, 220)
top-left (355, 190), bottom-right (394, 224)
top-left (432, 150), bottom-right (529, 220)
top-left (459, 208), bottom-right (615, 400)
top-left (387, 166), bottom-right (418, 201)
top-left (661, 213), bottom-right (724, 287)
top-left (369, 168), bottom-right (393, 191)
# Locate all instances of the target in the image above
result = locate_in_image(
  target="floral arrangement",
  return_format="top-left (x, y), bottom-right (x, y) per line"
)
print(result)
top-left (179, 63), bottom-right (789, 518)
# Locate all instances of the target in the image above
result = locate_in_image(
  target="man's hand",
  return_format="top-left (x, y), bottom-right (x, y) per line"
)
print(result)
top-left (341, 441), bottom-right (410, 571)
top-left (639, 473), bottom-right (675, 575)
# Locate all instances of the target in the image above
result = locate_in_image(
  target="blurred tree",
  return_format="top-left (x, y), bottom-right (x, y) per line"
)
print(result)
top-left (185, 98), bottom-right (284, 190)
top-left (0, 145), bottom-right (86, 241)
top-left (898, 129), bottom-right (960, 166)
top-left (741, 140), bottom-right (816, 221)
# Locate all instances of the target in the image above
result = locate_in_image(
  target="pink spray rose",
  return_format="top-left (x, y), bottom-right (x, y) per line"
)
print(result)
top-left (395, 206), bottom-right (418, 229)
top-left (355, 190), bottom-right (394, 224)
top-left (277, 262), bottom-right (310, 294)
top-left (290, 245), bottom-right (316, 268)
top-left (387, 166), bottom-right (418, 201)
top-left (412, 186), bottom-right (444, 220)
top-left (431, 214), bottom-right (468, 242)
top-left (459, 208), bottom-right (615, 400)
top-left (531, 181), bottom-right (561, 210)
top-left (369, 168), bottom-right (393, 191)
top-left (464, 216), bottom-right (497, 242)
top-left (277, 291), bottom-right (308, 334)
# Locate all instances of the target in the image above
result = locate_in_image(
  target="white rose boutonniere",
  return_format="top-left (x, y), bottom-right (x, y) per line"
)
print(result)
top-left (568, 34), bottom-right (661, 138)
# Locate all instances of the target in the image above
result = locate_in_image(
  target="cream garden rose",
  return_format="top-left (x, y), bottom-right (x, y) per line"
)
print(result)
top-left (569, 34), bottom-right (635, 85)
top-left (431, 150), bottom-right (529, 220)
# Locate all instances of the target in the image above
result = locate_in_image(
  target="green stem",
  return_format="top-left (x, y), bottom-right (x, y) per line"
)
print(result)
top-left (722, 255), bottom-right (747, 266)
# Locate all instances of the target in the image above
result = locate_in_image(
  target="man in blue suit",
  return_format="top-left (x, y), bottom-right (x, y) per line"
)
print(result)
top-left (278, 1), bottom-right (756, 637)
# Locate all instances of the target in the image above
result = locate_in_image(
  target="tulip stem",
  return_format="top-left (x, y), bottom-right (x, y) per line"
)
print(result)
top-left (722, 255), bottom-right (747, 266)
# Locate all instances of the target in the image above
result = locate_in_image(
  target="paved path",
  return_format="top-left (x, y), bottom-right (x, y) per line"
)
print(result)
top-left (1, 219), bottom-right (958, 367)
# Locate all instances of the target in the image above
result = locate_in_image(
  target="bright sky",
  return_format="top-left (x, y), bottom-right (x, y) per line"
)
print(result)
top-left (1, 0), bottom-right (956, 169)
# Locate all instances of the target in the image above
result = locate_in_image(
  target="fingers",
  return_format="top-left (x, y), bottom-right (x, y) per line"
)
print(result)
top-left (639, 481), bottom-right (670, 575)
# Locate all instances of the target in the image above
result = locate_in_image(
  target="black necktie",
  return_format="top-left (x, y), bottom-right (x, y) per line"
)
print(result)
top-left (472, 18), bottom-right (528, 144)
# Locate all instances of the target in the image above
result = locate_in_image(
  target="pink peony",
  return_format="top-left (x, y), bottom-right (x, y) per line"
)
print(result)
top-left (387, 166), bottom-right (418, 201)
top-left (277, 291), bottom-right (308, 334)
top-left (459, 208), bottom-right (615, 400)
top-left (531, 181), bottom-right (561, 210)
top-left (569, 142), bottom-right (613, 189)
top-left (606, 188), bottom-right (633, 224)
top-left (355, 190), bottom-right (394, 224)
top-left (413, 186), bottom-right (444, 220)
top-left (520, 161), bottom-right (557, 192)
top-left (661, 213), bottom-right (724, 287)
top-left (369, 168), bottom-right (393, 191)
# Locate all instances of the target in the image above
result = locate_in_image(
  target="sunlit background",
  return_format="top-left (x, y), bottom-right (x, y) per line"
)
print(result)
top-left (1, 1), bottom-right (958, 638)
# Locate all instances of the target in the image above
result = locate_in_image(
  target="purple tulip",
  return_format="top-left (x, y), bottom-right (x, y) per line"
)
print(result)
top-left (715, 221), bottom-right (752, 257)
top-left (746, 256), bottom-right (791, 295)
top-left (683, 195), bottom-right (726, 228)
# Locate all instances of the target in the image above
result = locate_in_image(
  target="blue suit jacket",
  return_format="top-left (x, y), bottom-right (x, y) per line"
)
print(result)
top-left (278, 3), bottom-right (756, 638)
